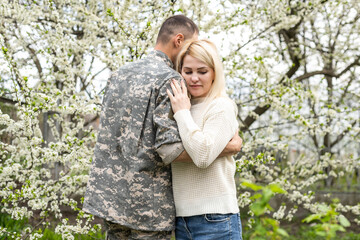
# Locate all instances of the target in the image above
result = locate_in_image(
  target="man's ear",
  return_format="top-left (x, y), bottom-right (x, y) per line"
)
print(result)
top-left (173, 33), bottom-right (184, 48)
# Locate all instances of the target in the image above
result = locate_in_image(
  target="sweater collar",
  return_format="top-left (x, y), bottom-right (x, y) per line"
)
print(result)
top-left (191, 97), bottom-right (207, 105)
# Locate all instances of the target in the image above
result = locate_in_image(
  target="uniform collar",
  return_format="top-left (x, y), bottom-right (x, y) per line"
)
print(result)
top-left (148, 50), bottom-right (174, 68)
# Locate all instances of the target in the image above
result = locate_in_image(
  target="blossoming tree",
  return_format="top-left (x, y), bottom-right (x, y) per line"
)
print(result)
top-left (0, 0), bottom-right (359, 238)
top-left (226, 0), bottom-right (360, 223)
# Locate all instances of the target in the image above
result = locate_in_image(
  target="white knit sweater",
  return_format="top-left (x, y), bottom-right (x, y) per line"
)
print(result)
top-left (172, 96), bottom-right (239, 217)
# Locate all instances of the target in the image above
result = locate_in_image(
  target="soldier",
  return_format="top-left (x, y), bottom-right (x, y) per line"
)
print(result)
top-left (83, 15), bottom-right (242, 240)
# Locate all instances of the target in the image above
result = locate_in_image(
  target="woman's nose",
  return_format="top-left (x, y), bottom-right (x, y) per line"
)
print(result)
top-left (191, 75), bottom-right (199, 81)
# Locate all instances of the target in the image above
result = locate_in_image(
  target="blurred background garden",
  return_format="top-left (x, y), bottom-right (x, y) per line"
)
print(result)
top-left (0, 0), bottom-right (359, 239)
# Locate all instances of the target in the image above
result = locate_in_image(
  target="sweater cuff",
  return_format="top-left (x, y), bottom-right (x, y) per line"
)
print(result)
top-left (173, 109), bottom-right (190, 119)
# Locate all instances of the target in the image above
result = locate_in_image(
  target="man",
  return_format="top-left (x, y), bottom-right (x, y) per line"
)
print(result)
top-left (83, 15), bottom-right (242, 239)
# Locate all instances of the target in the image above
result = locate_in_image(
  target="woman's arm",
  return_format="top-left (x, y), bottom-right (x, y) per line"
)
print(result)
top-left (174, 105), bottom-right (236, 168)
top-left (167, 80), bottom-right (238, 168)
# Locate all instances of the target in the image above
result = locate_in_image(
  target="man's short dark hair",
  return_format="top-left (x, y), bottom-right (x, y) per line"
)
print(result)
top-left (156, 15), bottom-right (199, 44)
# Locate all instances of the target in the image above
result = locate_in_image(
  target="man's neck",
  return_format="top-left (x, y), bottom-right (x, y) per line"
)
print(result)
top-left (154, 44), bottom-right (174, 64)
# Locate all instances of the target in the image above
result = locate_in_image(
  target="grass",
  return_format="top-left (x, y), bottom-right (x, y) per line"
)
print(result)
top-left (0, 211), bottom-right (30, 239)
top-left (240, 219), bottom-right (360, 240)
top-left (241, 225), bottom-right (360, 240)
top-left (0, 211), bottom-right (105, 240)
top-left (38, 228), bottom-right (105, 240)
top-left (2, 210), bottom-right (360, 240)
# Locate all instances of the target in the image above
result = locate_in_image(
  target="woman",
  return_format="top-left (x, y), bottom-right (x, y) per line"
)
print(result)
top-left (166, 39), bottom-right (242, 240)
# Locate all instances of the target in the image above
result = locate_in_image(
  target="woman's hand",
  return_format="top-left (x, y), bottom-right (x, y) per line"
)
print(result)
top-left (166, 79), bottom-right (191, 113)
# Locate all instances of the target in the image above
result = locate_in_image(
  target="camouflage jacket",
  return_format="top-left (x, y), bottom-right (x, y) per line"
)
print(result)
top-left (83, 50), bottom-right (184, 231)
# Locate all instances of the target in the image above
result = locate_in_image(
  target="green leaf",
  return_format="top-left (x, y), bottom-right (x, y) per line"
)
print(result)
top-left (263, 217), bottom-right (277, 226)
top-left (251, 202), bottom-right (267, 216)
top-left (276, 228), bottom-right (289, 237)
top-left (303, 214), bottom-right (322, 223)
top-left (315, 231), bottom-right (327, 237)
top-left (262, 188), bottom-right (274, 202)
top-left (338, 214), bottom-right (350, 227)
top-left (265, 203), bottom-right (273, 212)
top-left (318, 204), bottom-right (330, 213)
top-left (106, 9), bottom-right (114, 17)
top-left (1, 47), bottom-right (8, 54)
top-left (269, 184), bottom-right (287, 194)
top-left (250, 193), bottom-right (262, 200)
top-left (242, 181), bottom-right (262, 191)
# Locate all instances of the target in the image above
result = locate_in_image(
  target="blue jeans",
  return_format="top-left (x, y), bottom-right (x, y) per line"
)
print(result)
top-left (175, 213), bottom-right (242, 240)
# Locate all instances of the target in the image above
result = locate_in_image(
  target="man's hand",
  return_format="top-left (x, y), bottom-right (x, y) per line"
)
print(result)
top-left (219, 131), bottom-right (242, 157)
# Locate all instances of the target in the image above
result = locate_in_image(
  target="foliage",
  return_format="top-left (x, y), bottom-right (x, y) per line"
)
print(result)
top-left (302, 199), bottom-right (351, 240)
top-left (0, 209), bottom-right (30, 239)
top-left (242, 181), bottom-right (289, 240)
top-left (0, 0), bottom-right (359, 239)
top-left (281, 226), bottom-right (360, 240)
top-left (0, 210), bottom-right (104, 240)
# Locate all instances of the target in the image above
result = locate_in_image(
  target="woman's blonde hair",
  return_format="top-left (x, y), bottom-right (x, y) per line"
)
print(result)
top-left (176, 39), bottom-right (226, 102)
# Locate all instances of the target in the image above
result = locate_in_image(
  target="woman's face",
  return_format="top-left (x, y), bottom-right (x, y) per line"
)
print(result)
top-left (181, 55), bottom-right (214, 99)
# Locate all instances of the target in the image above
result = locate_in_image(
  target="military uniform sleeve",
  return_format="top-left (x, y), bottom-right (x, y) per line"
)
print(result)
top-left (154, 76), bottom-right (184, 164)
top-left (157, 142), bottom-right (184, 165)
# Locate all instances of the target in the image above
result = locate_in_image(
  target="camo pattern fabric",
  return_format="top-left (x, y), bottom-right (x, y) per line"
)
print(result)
top-left (104, 220), bottom-right (172, 240)
top-left (83, 50), bottom-right (183, 231)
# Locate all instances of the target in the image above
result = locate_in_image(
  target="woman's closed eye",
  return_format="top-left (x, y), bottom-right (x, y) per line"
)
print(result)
top-left (184, 71), bottom-right (208, 75)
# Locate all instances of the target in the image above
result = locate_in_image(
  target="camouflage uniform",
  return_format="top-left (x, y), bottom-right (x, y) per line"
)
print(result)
top-left (104, 220), bottom-right (172, 239)
top-left (83, 50), bottom-right (184, 232)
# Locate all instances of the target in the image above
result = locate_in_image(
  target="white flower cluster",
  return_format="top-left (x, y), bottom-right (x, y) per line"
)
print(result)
top-left (238, 191), bottom-right (252, 208)
top-left (273, 205), bottom-right (286, 220)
